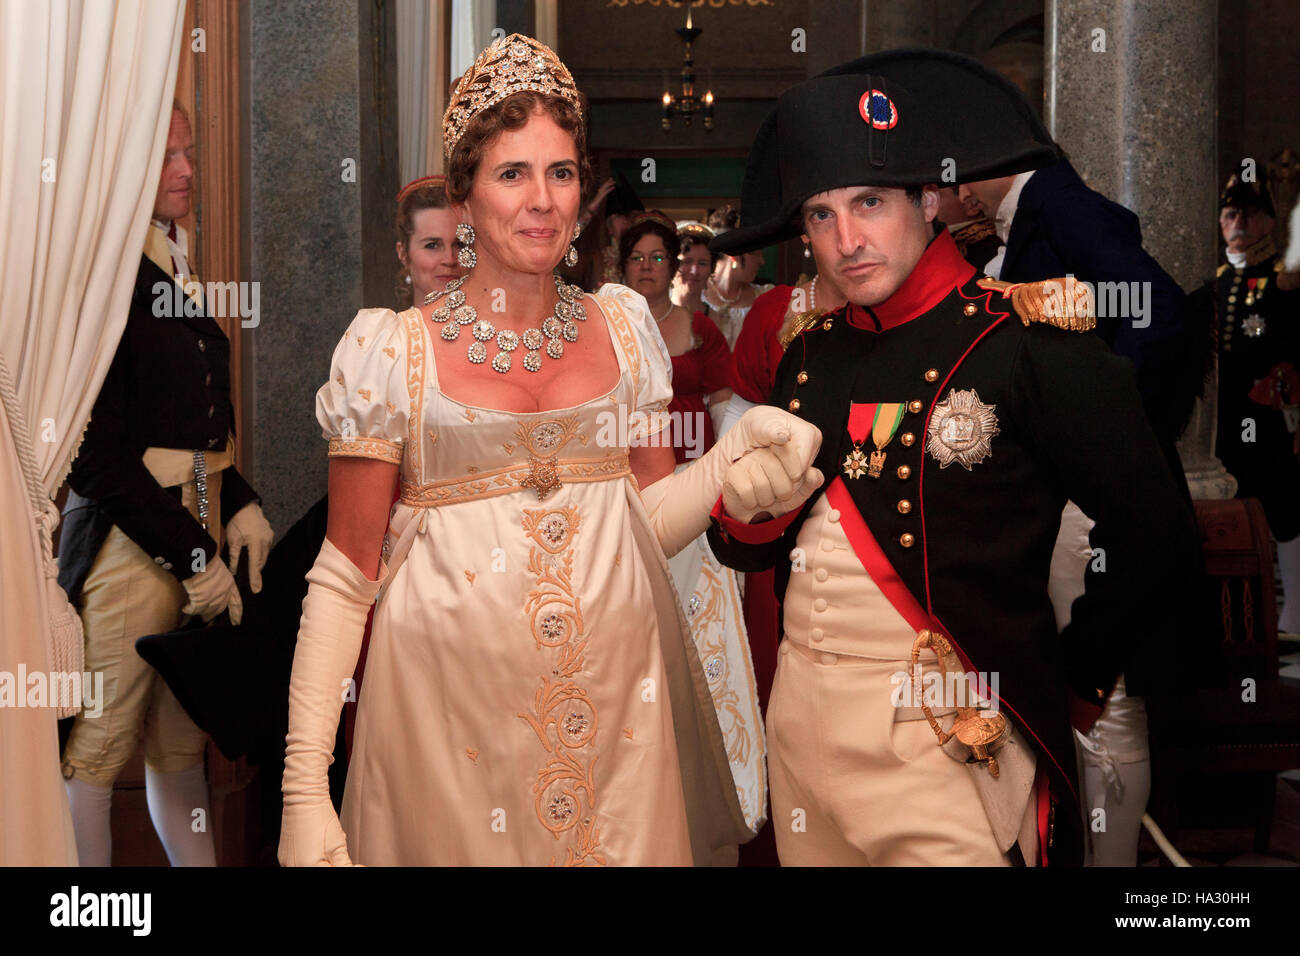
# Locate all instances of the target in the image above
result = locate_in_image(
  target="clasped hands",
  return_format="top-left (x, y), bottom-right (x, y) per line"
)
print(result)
top-left (723, 408), bottom-right (824, 523)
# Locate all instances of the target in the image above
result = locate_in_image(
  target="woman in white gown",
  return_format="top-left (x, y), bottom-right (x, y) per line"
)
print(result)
top-left (277, 34), bottom-right (819, 867)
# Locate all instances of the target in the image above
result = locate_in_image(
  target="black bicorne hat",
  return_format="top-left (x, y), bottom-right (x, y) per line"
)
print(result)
top-left (712, 48), bottom-right (1062, 255)
top-left (1220, 173), bottom-right (1275, 217)
top-left (604, 169), bottom-right (645, 218)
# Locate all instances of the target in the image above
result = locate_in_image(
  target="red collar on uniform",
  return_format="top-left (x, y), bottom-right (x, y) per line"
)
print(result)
top-left (843, 229), bottom-right (975, 332)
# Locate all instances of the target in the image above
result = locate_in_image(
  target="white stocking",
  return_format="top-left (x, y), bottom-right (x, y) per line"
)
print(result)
top-left (145, 764), bottom-right (216, 867)
top-left (65, 777), bottom-right (113, 867)
top-left (1074, 676), bottom-right (1150, 866)
top-left (1277, 534), bottom-right (1300, 635)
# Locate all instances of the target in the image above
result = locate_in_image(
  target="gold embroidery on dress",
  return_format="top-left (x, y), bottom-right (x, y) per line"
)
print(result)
top-left (401, 308), bottom-right (426, 484)
top-left (386, 401), bottom-right (396, 415)
top-left (357, 387), bottom-right (371, 401)
top-left (515, 417), bottom-right (582, 456)
top-left (400, 453), bottom-right (630, 509)
top-left (465, 570), bottom-right (476, 585)
top-left (464, 409), bottom-right (476, 423)
top-left (383, 346), bottom-right (396, 359)
top-left (684, 550), bottom-right (764, 831)
top-left (518, 506), bottom-right (605, 865)
top-left (595, 293), bottom-right (642, 398)
top-left (356, 335), bottom-right (365, 347)
top-left (466, 748), bottom-right (478, 763)
top-left (328, 435), bottom-right (402, 464)
top-left (691, 563), bottom-right (754, 772)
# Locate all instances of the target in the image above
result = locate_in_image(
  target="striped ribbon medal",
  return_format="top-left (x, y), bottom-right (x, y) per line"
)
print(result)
top-left (843, 402), bottom-right (905, 479)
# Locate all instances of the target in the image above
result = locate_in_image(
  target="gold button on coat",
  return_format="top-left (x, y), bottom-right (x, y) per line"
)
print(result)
top-left (962, 303), bottom-right (978, 316)
top-left (896, 464), bottom-right (911, 479)
top-left (907, 400), bottom-right (923, 414)
top-left (924, 368), bottom-right (939, 382)
top-left (897, 499), bottom-right (912, 514)
top-left (899, 432), bottom-right (915, 447)
top-left (899, 533), bottom-right (915, 548)
top-left (788, 398), bottom-right (800, 411)
top-left (796, 371), bottom-right (808, 384)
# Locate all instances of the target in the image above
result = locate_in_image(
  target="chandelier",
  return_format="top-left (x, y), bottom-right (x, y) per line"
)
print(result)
top-left (660, 6), bottom-right (714, 132)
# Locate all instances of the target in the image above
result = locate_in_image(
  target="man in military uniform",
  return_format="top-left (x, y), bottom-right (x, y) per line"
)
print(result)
top-left (1215, 174), bottom-right (1300, 634)
top-left (58, 103), bottom-right (274, 866)
top-left (705, 50), bottom-right (1199, 865)
top-left (936, 185), bottom-right (1000, 272)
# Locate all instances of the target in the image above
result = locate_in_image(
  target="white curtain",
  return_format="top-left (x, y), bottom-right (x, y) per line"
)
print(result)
top-left (450, 0), bottom-right (497, 79)
top-left (0, 0), bottom-right (185, 865)
top-left (396, 0), bottom-right (431, 185)
top-left (534, 0), bottom-right (558, 51)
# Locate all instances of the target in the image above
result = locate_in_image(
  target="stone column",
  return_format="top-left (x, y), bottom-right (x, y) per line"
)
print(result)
top-left (1045, 0), bottom-right (1233, 499)
top-left (246, 0), bottom-right (398, 535)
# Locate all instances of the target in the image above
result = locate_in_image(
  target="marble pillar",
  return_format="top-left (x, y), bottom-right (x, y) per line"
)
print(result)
top-left (1045, 0), bottom-right (1233, 499)
top-left (245, 0), bottom-right (398, 535)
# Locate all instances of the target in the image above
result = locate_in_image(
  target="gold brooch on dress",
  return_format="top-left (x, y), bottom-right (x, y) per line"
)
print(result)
top-left (521, 454), bottom-right (562, 500)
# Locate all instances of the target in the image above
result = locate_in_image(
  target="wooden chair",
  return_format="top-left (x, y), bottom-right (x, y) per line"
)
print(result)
top-left (1145, 498), bottom-right (1300, 857)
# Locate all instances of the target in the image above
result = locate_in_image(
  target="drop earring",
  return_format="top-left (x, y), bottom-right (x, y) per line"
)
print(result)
top-left (803, 241), bottom-right (812, 260)
top-left (456, 223), bottom-right (477, 270)
top-left (564, 222), bottom-right (580, 268)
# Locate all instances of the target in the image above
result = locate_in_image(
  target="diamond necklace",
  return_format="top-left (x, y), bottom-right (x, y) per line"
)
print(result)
top-left (425, 273), bottom-right (586, 373)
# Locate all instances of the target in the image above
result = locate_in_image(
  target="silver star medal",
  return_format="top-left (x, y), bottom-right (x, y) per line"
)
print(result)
top-left (926, 388), bottom-right (1000, 470)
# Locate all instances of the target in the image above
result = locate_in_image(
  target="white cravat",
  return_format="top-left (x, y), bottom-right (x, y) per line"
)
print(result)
top-left (986, 170), bottom-right (1035, 279)
top-left (150, 217), bottom-right (195, 282)
top-left (1226, 249), bottom-right (1247, 270)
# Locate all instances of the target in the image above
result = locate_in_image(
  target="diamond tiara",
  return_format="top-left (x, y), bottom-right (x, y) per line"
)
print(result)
top-left (442, 34), bottom-right (582, 161)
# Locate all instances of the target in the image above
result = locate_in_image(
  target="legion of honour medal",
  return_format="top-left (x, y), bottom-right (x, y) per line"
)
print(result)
top-left (844, 402), bottom-right (905, 479)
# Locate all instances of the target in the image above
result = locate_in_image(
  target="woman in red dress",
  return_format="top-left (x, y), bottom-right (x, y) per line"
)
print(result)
top-left (615, 211), bottom-right (732, 455)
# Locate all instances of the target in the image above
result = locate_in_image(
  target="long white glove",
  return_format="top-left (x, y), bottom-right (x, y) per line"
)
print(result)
top-left (180, 559), bottom-right (243, 625)
top-left (279, 537), bottom-right (387, 867)
top-left (226, 502), bottom-right (275, 593)
top-left (638, 404), bottom-right (822, 558)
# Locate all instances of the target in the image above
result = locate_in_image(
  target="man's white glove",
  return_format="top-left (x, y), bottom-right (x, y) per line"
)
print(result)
top-left (181, 558), bottom-right (243, 625)
top-left (226, 502), bottom-right (274, 593)
top-left (279, 537), bottom-right (386, 867)
top-left (723, 444), bottom-right (824, 523)
top-left (638, 404), bottom-right (822, 558)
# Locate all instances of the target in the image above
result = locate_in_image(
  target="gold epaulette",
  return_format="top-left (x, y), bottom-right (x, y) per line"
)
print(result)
top-left (975, 275), bottom-right (1095, 332)
top-left (1217, 263), bottom-right (1229, 277)
top-left (1275, 259), bottom-right (1286, 273)
top-left (778, 308), bottom-right (828, 350)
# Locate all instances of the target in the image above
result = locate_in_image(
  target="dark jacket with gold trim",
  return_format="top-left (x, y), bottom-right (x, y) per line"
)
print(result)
top-left (58, 254), bottom-right (260, 606)
top-left (707, 233), bottom-right (1201, 863)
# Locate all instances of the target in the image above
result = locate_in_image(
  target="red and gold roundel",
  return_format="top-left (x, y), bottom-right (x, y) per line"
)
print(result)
top-left (858, 89), bottom-right (898, 130)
